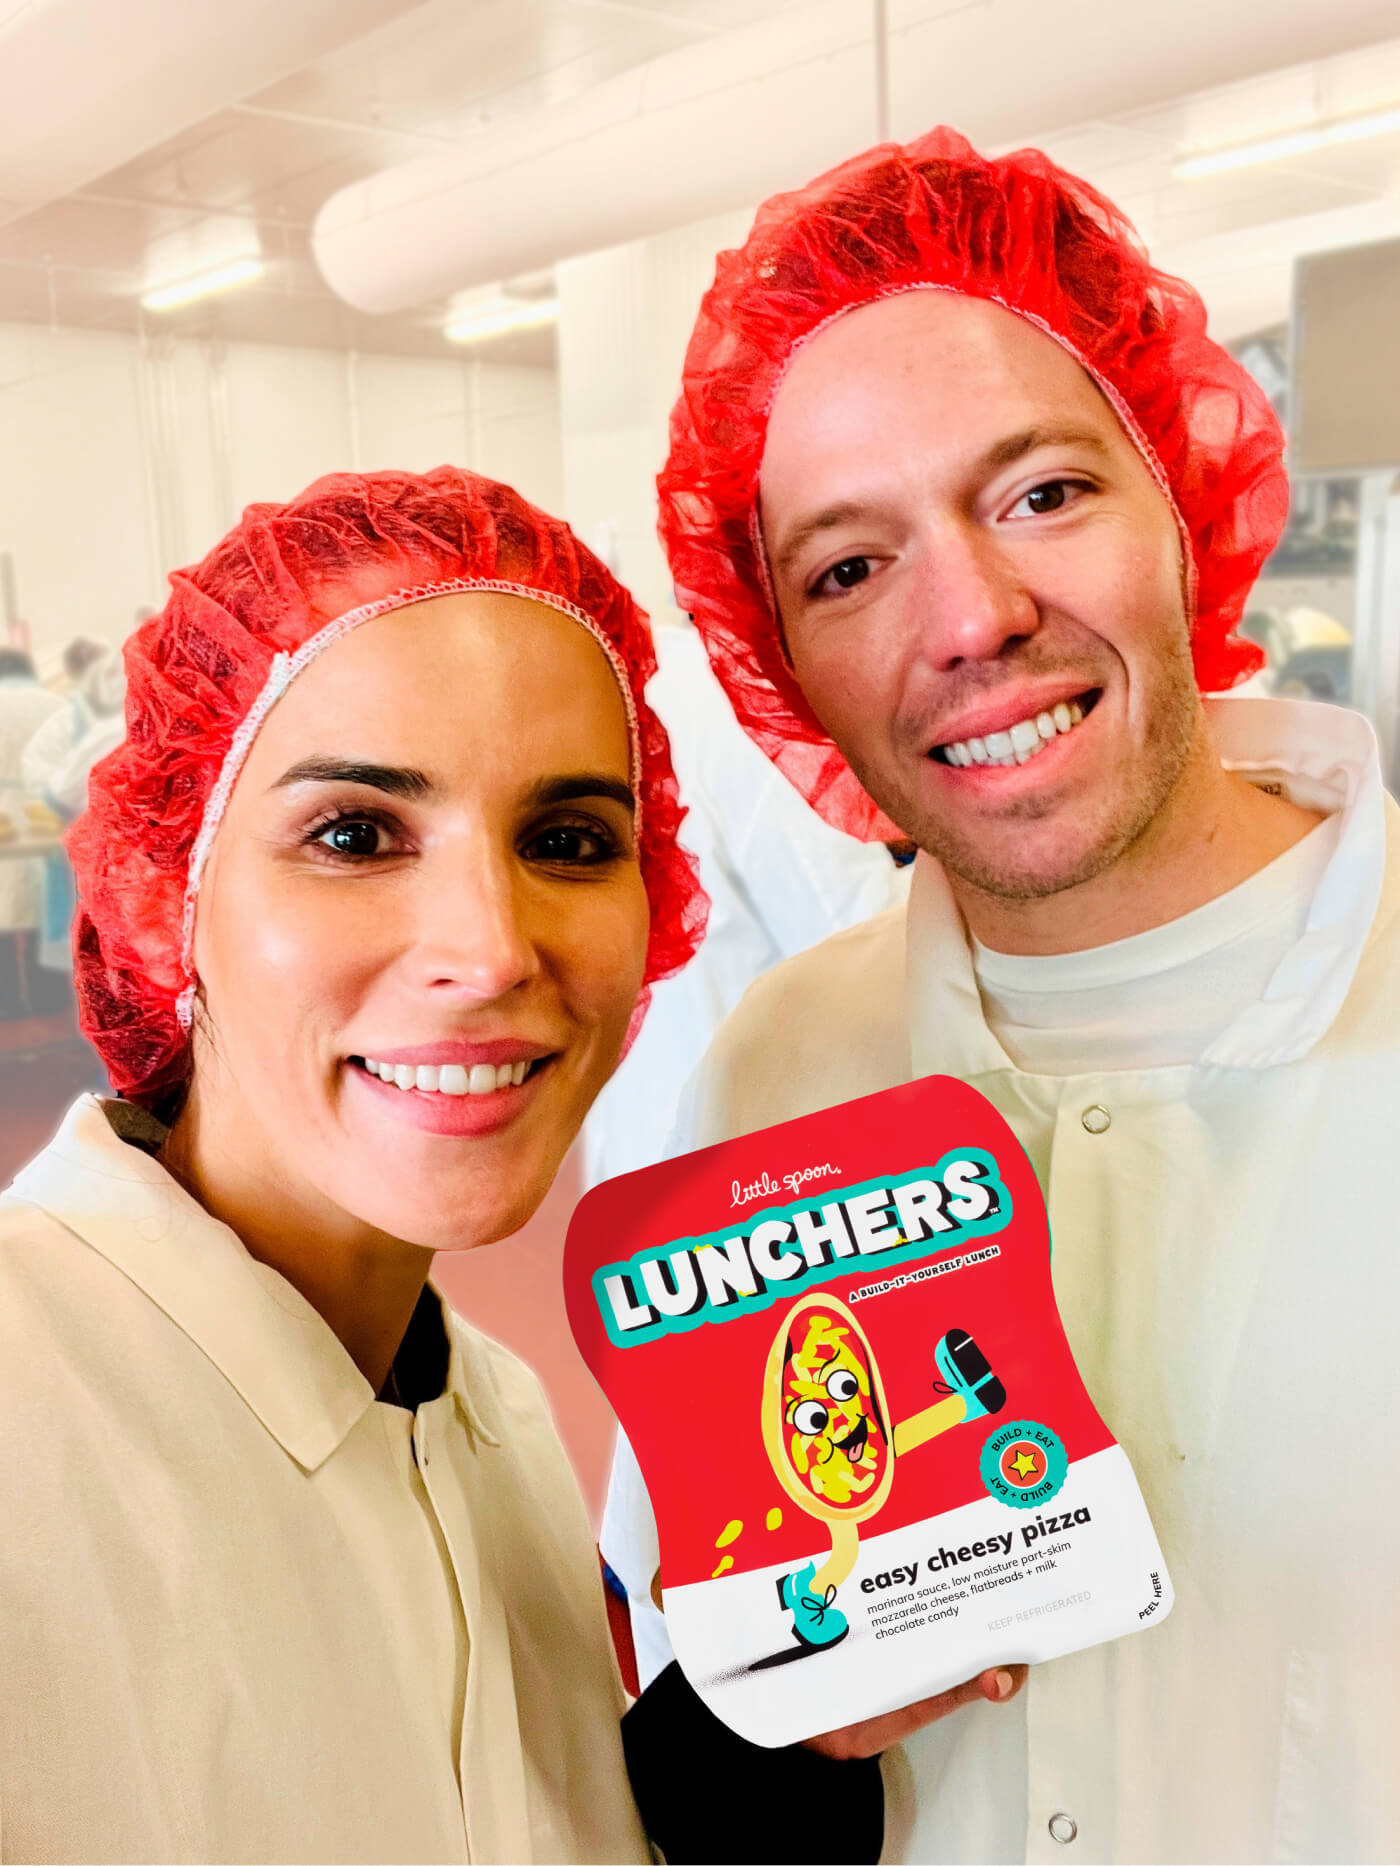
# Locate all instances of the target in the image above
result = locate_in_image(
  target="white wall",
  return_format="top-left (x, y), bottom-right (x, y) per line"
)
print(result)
top-left (0, 321), bottom-right (561, 665)
top-left (556, 207), bottom-right (752, 628)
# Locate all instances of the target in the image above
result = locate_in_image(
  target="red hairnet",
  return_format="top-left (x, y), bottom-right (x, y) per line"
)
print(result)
top-left (69, 467), bottom-right (707, 1108)
top-left (658, 125), bottom-right (1288, 841)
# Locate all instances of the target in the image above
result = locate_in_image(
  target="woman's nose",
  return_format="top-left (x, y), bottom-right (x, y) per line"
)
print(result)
top-left (407, 851), bottom-right (542, 1004)
top-left (909, 524), bottom-right (1040, 672)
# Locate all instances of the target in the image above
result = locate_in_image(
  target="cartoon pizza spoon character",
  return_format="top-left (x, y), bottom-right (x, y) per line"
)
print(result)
top-left (760, 1292), bottom-right (1005, 1655)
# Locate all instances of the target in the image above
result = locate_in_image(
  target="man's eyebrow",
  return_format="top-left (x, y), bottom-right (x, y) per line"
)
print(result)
top-left (271, 758), bottom-right (435, 799)
top-left (771, 501), bottom-right (878, 580)
top-left (525, 773), bottom-right (636, 814)
top-left (769, 426), bottom-right (1110, 579)
top-left (980, 424), bottom-right (1111, 472)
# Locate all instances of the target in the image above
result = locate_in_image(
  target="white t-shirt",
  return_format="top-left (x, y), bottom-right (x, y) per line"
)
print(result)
top-left (971, 814), bottom-right (1342, 1074)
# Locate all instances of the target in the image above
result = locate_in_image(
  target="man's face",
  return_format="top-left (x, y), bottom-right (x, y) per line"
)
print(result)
top-left (759, 292), bottom-right (1201, 903)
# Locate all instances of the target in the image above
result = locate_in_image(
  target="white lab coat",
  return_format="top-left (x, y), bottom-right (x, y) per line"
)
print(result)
top-left (584, 622), bottom-right (907, 1187)
top-left (607, 697), bottom-right (1400, 1864)
top-left (0, 1096), bottom-right (648, 1865)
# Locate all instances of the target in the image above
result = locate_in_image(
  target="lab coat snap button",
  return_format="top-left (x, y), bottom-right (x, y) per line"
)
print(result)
top-left (1080, 1104), bottom-right (1111, 1134)
top-left (1048, 1812), bottom-right (1078, 1845)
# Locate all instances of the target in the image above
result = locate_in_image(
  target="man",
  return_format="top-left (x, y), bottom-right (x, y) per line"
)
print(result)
top-left (610, 127), bottom-right (1400, 1862)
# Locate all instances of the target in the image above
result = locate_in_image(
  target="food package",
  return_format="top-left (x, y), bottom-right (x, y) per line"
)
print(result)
top-left (566, 1075), bottom-right (1171, 1746)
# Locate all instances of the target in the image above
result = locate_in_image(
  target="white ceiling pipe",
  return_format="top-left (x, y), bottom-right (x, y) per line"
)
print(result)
top-left (313, 0), bottom-right (1400, 315)
top-left (0, 0), bottom-right (420, 231)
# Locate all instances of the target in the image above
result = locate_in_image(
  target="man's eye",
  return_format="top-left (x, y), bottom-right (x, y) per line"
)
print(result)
top-left (314, 817), bottom-right (388, 857)
top-left (812, 555), bottom-right (872, 596)
top-left (825, 1368), bottom-right (860, 1402)
top-left (791, 1399), bottom-right (830, 1436)
top-left (1008, 479), bottom-right (1088, 519)
top-left (525, 823), bottom-right (616, 865)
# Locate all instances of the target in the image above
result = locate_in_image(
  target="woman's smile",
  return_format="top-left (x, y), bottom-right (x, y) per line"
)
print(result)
top-left (346, 1049), bottom-right (555, 1137)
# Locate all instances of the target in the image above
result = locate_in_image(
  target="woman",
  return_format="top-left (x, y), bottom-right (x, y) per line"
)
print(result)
top-left (0, 469), bottom-right (710, 1864)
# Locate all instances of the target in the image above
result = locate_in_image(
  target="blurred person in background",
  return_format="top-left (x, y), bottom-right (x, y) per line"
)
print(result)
top-left (610, 127), bottom-right (1400, 1863)
top-left (0, 469), bottom-right (884, 1866)
top-left (0, 645), bottom-right (64, 1014)
top-left (23, 641), bottom-right (127, 980)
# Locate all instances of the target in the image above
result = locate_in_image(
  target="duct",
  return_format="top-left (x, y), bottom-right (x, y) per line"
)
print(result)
top-left (313, 0), bottom-right (1400, 315)
top-left (0, 0), bottom-right (421, 231)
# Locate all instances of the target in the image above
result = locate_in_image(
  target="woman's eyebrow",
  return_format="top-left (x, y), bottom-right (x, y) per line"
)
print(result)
top-left (272, 758), bottom-right (435, 799)
top-left (526, 773), bottom-right (636, 814)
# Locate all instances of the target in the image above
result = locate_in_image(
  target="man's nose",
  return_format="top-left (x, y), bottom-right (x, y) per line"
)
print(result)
top-left (406, 847), bottom-right (542, 1004)
top-left (908, 523), bottom-right (1040, 671)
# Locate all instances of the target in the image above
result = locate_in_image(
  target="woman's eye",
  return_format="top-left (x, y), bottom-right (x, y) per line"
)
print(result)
top-left (825, 1368), bottom-right (860, 1402)
top-left (791, 1399), bottom-right (830, 1436)
top-left (313, 817), bottom-right (389, 858)
top-left (524, 823), bottom-right (618, 866)
top-left (812, 555), bottom-right (873, 597)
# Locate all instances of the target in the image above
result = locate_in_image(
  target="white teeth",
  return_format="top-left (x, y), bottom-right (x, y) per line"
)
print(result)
top-left (938, 698), bottom-right (1090, 770)
top-left (1009, 718), bottom-right (1040, 754)
top-left (359, 1057), bottom-right (537, 1096)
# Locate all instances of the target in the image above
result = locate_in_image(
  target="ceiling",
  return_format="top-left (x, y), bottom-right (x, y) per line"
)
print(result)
top-left (0, 1), bottom-right (1397, 361)
top-left (0, 0), bottom-right (797, 363)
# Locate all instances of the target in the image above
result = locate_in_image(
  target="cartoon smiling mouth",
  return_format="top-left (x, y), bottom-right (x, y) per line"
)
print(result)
top-left (835, 1416), bottom-right (870, 1463)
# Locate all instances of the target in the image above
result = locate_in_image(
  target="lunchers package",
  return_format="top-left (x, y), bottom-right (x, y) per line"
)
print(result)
top-left (565, 1076), bottom-right (1172, 1747)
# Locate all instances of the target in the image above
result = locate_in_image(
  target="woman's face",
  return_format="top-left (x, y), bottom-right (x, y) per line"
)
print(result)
top-left (191, 590), bottom-right (649, 1252)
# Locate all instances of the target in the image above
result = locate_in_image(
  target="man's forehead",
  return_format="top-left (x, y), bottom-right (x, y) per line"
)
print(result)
top-left (759, 294), bottom-right (1132, 543)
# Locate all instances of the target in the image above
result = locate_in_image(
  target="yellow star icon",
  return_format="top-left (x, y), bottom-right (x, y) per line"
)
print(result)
top-left (1009, 1448), bottom-right (1040, 1479)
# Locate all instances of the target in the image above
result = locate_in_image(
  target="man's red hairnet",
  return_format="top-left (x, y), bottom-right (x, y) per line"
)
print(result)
top-left (658, 125), bottom-right (1288, 841)
top-left (69, 467), bottom-right (707, 1108)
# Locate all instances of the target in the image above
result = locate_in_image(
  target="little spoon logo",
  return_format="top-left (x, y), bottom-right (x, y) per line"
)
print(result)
top-left (732, 1161), bottom-right (842, 1209)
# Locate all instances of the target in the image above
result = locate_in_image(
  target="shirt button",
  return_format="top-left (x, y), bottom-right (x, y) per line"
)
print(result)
top-left (1080, 1104), bottom-right (1111, 1134)
top-left (1048, 1812), bottom-right (1078, 1845)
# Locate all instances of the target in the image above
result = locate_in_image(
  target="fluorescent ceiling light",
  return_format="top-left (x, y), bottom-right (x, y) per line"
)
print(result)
top-left (1174, 103), bottom-right (1400, 180)
top-left (141, 257), bottom-right (264, 311)
top-left (444, 297), bottom-right (559, 343)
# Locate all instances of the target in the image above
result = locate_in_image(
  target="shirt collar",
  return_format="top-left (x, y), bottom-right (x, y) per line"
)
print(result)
top-left (5, 1095), bottom-right (378, 1472)
top-left (907, 696), bottom-right (1391, 1078)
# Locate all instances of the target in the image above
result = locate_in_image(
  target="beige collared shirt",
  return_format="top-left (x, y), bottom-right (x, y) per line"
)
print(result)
top-left (0, 1095), bottom-right (648, 1866)
top-left (609, 697), bottom-right (1400, 1864)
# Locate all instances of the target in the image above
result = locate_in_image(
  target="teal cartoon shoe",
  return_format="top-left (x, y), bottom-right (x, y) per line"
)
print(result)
top-left (777, 1560), bottom-right (849, 1650)
top-left (934, 1327), bottom-right (1007, 1421)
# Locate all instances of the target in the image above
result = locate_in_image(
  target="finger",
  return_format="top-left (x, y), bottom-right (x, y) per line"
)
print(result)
top-left (803, 1664), bottom-right (1026, 1761)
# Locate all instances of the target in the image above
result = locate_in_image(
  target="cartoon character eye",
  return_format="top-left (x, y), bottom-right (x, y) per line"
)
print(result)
top-left (825, 1368), bottom-right (860, 1403)
top-left (791, 1399), bottom-right (830, 1436)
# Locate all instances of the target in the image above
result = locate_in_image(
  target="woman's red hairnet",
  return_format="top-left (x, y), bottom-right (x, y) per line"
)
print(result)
top-left (658, 125), bottom-right (1288, 841)
top-left (69, 467), bottom-right (707, 1108)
